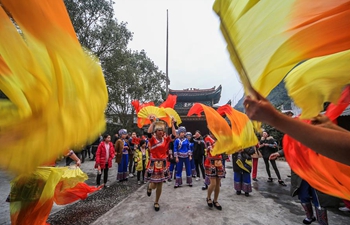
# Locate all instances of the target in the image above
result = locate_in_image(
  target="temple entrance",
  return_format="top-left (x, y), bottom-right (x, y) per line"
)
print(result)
top-left (169, 85), bottom-right (223, 135)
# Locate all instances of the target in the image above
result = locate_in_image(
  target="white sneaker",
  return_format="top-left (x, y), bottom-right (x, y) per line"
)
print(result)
top-left (339, 207), bottom-right (350, 212)
top-left (129, 173), bottom-right (134, 178)
top-left (195, 177), bottom-right (200, 181)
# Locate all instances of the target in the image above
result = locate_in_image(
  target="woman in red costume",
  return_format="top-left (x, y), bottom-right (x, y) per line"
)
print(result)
top-left (204, 134), bottom-right (225, 210)
top-left (145, 116), bottom-right (176, 211)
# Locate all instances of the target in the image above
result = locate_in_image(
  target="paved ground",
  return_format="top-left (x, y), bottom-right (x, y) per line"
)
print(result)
top-left (1, 157), bottom-right (350, 225)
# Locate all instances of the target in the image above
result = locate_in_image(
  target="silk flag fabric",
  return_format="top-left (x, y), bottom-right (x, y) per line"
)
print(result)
top-left (213, 0), bottom-right (350, 117)
top-left (283, 88), bottom-right (350, 201)
top-left (159, 94), bottom-right (177, 109)
top-left (132, 100), bottom-right (155, 128)
top-left (159, 94), bottom-right (181, 126)
top-left (285, 50), bottom-right (350, 118)
top-left (0, 1), bottom-right (108, 175)
top-left (137, 106), bottom-right (171, 128)
top-left (9, 166), bottom-right (100, 225)
top-left (133, 94), bottom-right (180, 128)
top-left (187, 103), bottom-right (257, 155)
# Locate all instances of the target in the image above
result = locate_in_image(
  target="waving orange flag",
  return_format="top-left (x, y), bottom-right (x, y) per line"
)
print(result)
top-left (284, 87), bottom-right (350, 200)
top-left (188, 103), bottom-right (257, 155)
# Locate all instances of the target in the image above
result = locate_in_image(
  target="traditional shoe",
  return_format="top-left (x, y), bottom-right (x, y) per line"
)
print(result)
top-left (154, 203), bottom-right (160, 211)
top-left (267, 177), bottom-right (273, 182)
top-left (244, 192), bottom-right (249, 197)
top-left (6, 195), bottom-right (10, 202)
top-left (278, 180), bottom-right (287, 186)
top-left (236, 190), bottom-right (241, 195)
top-left (138, 181), bottom-right (141, 185)
top-left (189, 184), bottom-right (193, 187)
top-left (147, 183), bottom-right (152, 197)
top-left (339, 206), bottom-right (350, 212)
top-left (202, 185), bottom-right (208, 190)
top-left (213, 201), bottom-right (222, 210)
top-left (302, 217), bottom-right (316, 224)
top-left (206, 198), bottom-right (213, 208)
top-left (252, 178), bottom-right (258, 181)
top-left (174, 185), bottom-right (179, 189)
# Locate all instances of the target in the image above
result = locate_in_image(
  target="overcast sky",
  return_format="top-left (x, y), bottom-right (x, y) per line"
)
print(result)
top-left (113, 0), bottom-right (244, 105)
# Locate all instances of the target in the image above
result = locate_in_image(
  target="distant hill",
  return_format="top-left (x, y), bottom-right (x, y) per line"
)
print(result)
top-left (234, 82), bottom-right (292, 112)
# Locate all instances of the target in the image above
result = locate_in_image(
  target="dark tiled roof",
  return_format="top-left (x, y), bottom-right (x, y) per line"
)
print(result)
top-left (169, 85), bottom-right (222, 104)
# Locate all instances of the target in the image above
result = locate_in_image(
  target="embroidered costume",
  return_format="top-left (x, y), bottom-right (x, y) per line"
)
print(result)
top-left (204, 136), bottom-right (225, 179)
top-left (174, 127), bottom-right (193, 187)
top-left (145, 135), bottom-right (172, 183)
top-left (115, 129), bottom-right (129, 181)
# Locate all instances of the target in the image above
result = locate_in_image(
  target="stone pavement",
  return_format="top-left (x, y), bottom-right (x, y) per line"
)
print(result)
top-left (1, 158), bottom-right (350, 225)
top-left (91, 159), bottom-right (350, 225)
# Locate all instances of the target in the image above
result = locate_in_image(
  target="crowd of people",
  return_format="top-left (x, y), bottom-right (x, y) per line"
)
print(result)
top-left (77, 119), bottom-right (294, 212)
top-left (53, 95), bottom-right (350, 225)
top-left (72, 108), bottom-right (350, 225)
top-left (7, 106), bottom-right (350, 225)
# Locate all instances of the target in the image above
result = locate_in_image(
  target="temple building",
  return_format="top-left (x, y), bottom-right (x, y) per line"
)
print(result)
top-left (169, 85), bottom-right (223, 135)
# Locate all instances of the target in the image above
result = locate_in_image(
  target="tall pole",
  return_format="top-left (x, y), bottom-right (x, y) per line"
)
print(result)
top-left (165, 9), bottom-right (169, 96)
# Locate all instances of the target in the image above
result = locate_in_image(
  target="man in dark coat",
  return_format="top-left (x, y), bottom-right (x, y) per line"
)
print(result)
top-left (192, 130), bottom-right (206, 180)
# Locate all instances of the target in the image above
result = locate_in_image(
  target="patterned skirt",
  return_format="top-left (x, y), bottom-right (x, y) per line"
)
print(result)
top-left (145, 158), bottom-right (169, 183)
top-left (204, 158), bottom-right (225, 178)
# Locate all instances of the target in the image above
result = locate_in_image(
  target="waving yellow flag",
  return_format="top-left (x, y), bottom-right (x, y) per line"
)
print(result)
top-left (214, 0), bottom-right (350, 102)
top-left (0, 0), bottom-right (108, 174)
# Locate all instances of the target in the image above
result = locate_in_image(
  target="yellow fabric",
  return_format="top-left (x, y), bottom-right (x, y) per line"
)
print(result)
top-left (213, 0), bottom-right (350, 98)
top-left (137, 106), bottom-right (171, 127)
top-left (163, 108), bottom-right (182, 126)
top-left (0, 1), bottom-right (107, 174)
top-left (285, 50), bottom-right (350, 118)
top-left (213, 105), bottom-right (258, 155)
top-left (10, 167), bottom-right (89, 224)
top-left (188, 103), bottom-right (257, 156)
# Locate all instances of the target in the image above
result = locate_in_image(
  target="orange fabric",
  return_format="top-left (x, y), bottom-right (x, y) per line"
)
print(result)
top-left (187, 103), bottom-right (205, 117)
top-left (132, 100), bottom-right (155, 114)
top-left (132, 100), bottom-right (155, 128)
top-left (325, 86), bottom-right (350, 122)
top-left (54, 182), bottom-right (101, 205)
top-left (288, 1), bottom-right (350, 56)
top-left (10, 197), bottom-right (54, 225)
top-left (1, 0), bottom-right (77, 41)
top-left (284, 134), bottom-right (350, 201)
top-left (187, 103), bottom-right (257, 155)
top-left (284, 87), bottom-right (350, 200)
top-left (159, 94), bottom-right (177, 108)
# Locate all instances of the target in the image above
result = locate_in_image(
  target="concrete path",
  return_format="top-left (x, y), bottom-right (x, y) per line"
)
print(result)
top-left (1, 158), bottom-right (349, 225)
top-left (91, 159), bottom-right (350, 225)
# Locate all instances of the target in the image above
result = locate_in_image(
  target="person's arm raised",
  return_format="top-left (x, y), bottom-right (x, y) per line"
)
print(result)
top-left (244, 90), bottom-right (350, 166)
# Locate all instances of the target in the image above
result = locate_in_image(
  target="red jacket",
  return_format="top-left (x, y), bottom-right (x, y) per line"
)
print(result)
top-left (95, 141), bottom-right (115, 169)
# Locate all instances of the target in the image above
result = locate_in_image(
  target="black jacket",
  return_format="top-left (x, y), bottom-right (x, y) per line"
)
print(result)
top-left (192, 137), bottom-right (205, 161)
top-left (259, 136), bottom-right (278, 159)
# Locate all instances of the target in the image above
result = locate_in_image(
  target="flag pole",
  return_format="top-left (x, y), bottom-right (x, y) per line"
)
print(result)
top-left (165, 9), bottom-right (169, 97)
